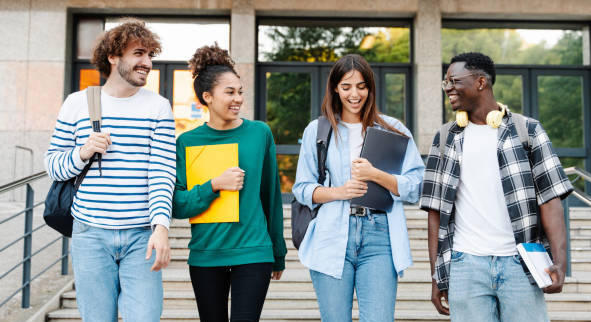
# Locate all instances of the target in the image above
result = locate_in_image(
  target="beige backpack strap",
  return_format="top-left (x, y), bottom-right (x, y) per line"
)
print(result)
top-left (86, 86), bottom-right (102, 126)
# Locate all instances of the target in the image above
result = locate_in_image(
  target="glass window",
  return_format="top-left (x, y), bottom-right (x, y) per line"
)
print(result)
top-left (383, 73), bottom-right (406, 122)
top-left (172, 69), bottom-right (209, 137)
top-left (105, 18), bottom-right (230, 61)
top-left (265, 72), bottom-right (312, 145)
top-left (537, 75), bottom-right (584, 148)
top-left (259, 22), bottom-right (410, 63)
top-left (79, 69), bottom-right (100, 90)
top-left (494, 75), bottom-right (523, 114)
top-left (277, 154), bottom-right (299, 193)
top-left (143, 69), bottom-right (160, 94)
top-left (442, 28), bottom-right (583, 65)
top-left (76, 18), bottom-right (104, 59)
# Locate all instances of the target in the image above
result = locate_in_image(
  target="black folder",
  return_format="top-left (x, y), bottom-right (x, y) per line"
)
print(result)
top-left (350, 127), bottom-right (409, 212)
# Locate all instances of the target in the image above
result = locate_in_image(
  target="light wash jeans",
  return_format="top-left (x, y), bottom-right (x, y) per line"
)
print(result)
top-left (71, 220), bottom-right (163, 322)
top-left (449, 250), bottom-right (549, 322)
top-left (310, 213), bottom-right (398, 322)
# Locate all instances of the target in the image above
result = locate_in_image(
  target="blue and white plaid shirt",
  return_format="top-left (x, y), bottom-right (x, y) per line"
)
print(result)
top-left (420, 111), bottom-right (573, 291)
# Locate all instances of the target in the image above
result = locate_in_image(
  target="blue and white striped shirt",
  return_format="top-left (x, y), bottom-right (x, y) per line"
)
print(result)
top-left (44, 88), bottom-right (176, 230)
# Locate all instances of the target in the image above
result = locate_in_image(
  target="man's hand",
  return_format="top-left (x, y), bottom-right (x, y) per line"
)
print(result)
top-left (543, 263), bottom-right (565, 293)
top-left (337, 179), bottom-right (368, 200)
top-left (271, 270), bottom-right (283, 280)
top-left (211, 167), bottom-right (245, 192)
top-left (351, 158), bottom-right (377, 181)
top-left (431, 280), bottom-right (449, 315)
top-left (80, 132), bottom-right (111, 161)
top-left (539, 198), bottom-right (567, 294)
top-left (145, 225), bottom-right (170, 272)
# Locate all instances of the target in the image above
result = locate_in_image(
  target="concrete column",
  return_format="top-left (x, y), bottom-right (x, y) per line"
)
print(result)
top-left (413, 0), bottom-right (442, 154)
top-left (231, 0), bottom-right (256, 120)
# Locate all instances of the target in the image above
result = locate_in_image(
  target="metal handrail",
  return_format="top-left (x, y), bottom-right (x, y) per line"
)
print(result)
top-left (0, 172), bottom-right (70, 310)
top-left (564, 167), bottom-right (591, 206)
top-left (0, 171), bottom-right (46, 194)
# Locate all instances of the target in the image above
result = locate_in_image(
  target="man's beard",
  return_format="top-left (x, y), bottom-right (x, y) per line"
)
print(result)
top-left (117, 61), bottom-right (147, 87)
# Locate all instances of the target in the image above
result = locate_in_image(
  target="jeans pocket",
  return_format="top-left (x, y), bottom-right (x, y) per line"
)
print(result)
top-left (372, 215), bottom-right (389, 232)
top-left (72, 220), bottom-right (90, 235)
top-left (450, 250), bottom-right (465, 263)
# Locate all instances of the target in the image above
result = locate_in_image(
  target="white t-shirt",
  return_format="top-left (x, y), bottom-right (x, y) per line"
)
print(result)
top-left (342, 121), bottom-right (363, 163)
top-left (453, 122), bottom-right (517, 256)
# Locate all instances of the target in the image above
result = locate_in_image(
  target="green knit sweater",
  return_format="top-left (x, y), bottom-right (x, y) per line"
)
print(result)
top-left (172, 119), bottom-right (287, 271)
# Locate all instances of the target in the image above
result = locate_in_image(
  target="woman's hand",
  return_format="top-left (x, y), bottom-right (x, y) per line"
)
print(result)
top-left (351, 158), bottom-right (377, 182)
top-left (271, 270), bottom-right (284, 280)
top-left (336, 179), bottom-right (368, 200)
top-left (211, 167), bottom-right (245, 192)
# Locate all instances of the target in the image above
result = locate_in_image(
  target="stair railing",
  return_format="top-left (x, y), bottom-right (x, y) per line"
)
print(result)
top-left (0, 171), bottom-right (70, 309)
top-left (563, 167), bottom-right (591, 277)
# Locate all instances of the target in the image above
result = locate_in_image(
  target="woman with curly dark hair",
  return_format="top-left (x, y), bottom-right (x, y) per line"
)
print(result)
top-left (172, 44), bottom-right (287, 322)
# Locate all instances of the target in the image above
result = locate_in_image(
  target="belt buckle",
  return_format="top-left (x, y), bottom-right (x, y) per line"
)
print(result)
top-left (351, 207), bottom-right (367, 216)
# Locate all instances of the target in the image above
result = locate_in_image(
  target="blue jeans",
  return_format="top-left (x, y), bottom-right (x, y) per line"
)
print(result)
top-left (449, 251), bottom-right (549, 322)
top-left (310, 214), bottom-right (398, 322)
top-left (71, 220), bottom-right (163, 322)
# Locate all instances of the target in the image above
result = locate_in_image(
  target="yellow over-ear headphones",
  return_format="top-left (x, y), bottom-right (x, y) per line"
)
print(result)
top-left (455, 102), bottom-right (507, 128)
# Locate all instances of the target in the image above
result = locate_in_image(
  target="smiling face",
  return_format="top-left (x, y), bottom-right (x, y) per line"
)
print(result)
top-left (444, 62), bottom-right (481, 112)
top-left (203, 72), bottom-right (243, 124)
top-left (335, 69), bottom-right (368, 123)
top-left (110, 41), bottom-right (153, 87)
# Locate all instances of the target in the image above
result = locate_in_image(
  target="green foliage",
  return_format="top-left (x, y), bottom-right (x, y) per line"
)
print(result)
top-left (441, 29), bottom-right (582, 65)
top-left (265, 72), bottom-right (311, 145)
top-left (261, 26), bottom-right (410, 63)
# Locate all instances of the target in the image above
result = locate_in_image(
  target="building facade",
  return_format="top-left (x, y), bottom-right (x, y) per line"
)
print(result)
top-left (1, 0), bottom-right (590, 196)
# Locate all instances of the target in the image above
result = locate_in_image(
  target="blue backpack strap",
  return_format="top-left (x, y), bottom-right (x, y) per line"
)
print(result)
top-left (316, 116), bottom-right (332, 185)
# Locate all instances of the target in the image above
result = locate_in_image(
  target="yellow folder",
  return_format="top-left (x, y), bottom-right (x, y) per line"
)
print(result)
top-left (186, 143), bottom-right (239, 224)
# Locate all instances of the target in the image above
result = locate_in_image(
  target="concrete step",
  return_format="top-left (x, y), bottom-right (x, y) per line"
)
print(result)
top-left (46, 307), bottom-right (591, 322)
top-left (59, 289), bottom-right (591, 312)
top-left (156, 267), bottom-right (591, 294)
top-left (167, 254), bottom-right (433, 269)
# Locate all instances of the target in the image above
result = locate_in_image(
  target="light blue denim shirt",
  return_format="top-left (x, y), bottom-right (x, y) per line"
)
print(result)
top-left (292, 115), bottom-right (425, 279)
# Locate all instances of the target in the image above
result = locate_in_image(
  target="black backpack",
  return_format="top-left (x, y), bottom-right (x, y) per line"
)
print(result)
top-left (290, 116), bottom-right (332, 249)
top-left (43, 86), bottom-right (102, 237)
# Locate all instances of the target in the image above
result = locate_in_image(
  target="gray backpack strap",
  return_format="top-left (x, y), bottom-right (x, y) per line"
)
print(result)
top-left (512, 113), bottom-right (530, 149)
top-left (438, 121), bottom-right (453, 156)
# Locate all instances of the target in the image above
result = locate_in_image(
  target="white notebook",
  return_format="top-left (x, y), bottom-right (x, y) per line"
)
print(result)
top-left (516, 243), bottom-right (553, 288)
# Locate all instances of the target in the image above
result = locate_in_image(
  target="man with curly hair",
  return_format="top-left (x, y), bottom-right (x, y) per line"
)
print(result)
top-left (44, 18), bottom-right (175, 321)
top-left (420, 52), bottom-right (572, 321)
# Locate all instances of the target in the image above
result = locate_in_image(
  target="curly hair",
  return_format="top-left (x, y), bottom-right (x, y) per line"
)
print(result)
top-left (91, 18), bottom-right (161, 78)
top-left (450, 52), bottom-right (496, 85)
top-left (188, 43), bottom-right (238, 106)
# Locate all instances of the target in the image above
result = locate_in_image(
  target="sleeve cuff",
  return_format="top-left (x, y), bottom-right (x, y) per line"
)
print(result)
top-left (303, 183), bottom-right (322, 209)
top-left (272, 255), bottom-right (285, 271)
top-left (196, 180), bottom-right (220, 203)
top-left (391, 174), bottom-right (409, 201)
top-left (72, 146), bottom-right (89, 170)
top-left (150, 214), bottom-right (170, 230)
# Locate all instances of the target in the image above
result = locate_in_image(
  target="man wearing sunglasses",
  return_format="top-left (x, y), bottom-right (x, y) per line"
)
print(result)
top-left (420, 52), bottom-right (572, 321)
